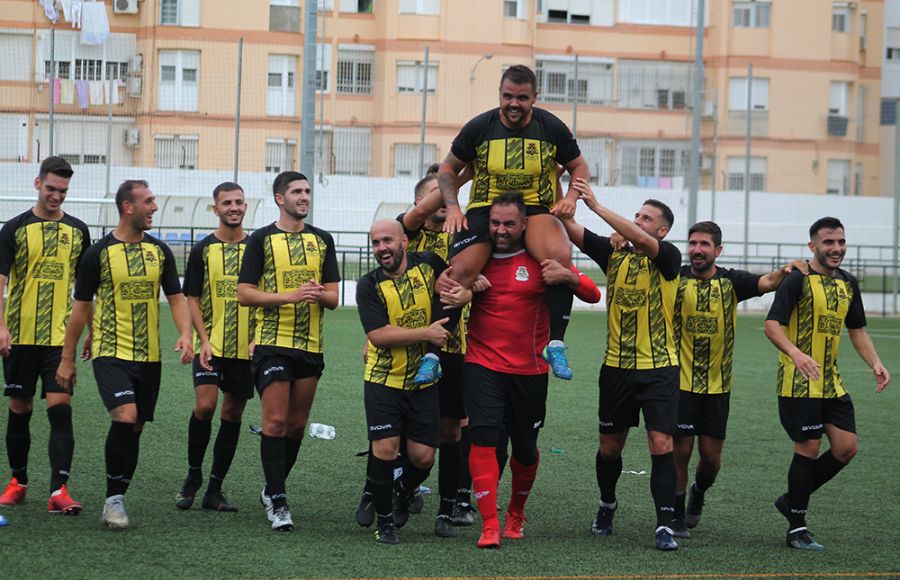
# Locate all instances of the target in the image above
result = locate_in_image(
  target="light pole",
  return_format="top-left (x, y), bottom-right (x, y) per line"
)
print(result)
top-left (470, 53), bottom-right (493, 82)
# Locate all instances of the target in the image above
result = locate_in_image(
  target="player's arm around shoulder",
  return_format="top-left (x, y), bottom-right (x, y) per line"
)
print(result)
top-left (757, 259), bottom-right (809, 294)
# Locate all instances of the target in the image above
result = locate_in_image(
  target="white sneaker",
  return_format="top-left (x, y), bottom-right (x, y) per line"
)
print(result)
top-left (271, 506), bottom-right (294, 531)
top-left (260, 487), bottom-right (275, 523)
top-left (100, 495), bottom-right (129, 529)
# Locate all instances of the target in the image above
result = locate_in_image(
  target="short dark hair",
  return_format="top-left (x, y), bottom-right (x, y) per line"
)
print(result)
top-left (643, 199), bottom-right (675, 229)
top-left (809, 216), bottom-right (844, 239)
top-left (213, 181), bottom-right (244, 201)
top-left (115, 180), bottom-right (150, 215)
top-left (500, 65), bottom-right (537, 92)
top-left (688, 221), bottom-right (722, 246)
top-left (425, 163), bottom-right (440, 175)
top-left (38, 156), bottom-right (74, 180)
top-left (272, 171), bottom-right (309, 198)
top-left (414, 174), bottom-right (437, 200)
top-left (491, 191), bottom-right (526, 218)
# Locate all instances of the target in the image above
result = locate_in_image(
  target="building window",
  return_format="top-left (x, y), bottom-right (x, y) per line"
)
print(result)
top-left (617, 140), bottom-right (690, 187)
top-left (728, 77), bottom-right (769, 110)
top-left (155, 135), bottom-right (198, 169)
top-left (545, 0), bottom-right (591, 24)
top-left (617, 60), bottom-right (692, 110)
top-left (267, 54), bottom-right (296, 117)
top-left (881, 98), bottom-right (898, 126)
top-left (317, 0), bottom-right (334, 9)
top-left (393, 143), bottom-right (437, 177)
top-left (158, 50), bottom-right (199, 112)
top-left (37, 30), bottom-right (135, 81)
top-left (618, 0), bottom-right (695, 26)
top-left (887, 48), bottom-right (900, 61)
top-left (265, 139), bottom-right (296, 173)
top-left (579, 138), bottom-right (612, 185)
top-left (270, 0), bottom-right (301, 32)
top-left (334, 128), bottom-right (371, 175)
top-left (733, 1), bottom-right (770, 28)
top-left (160, 0), bottom-right (200, 27)
top-left (832, 3), bottom-right (851, 33)
top-left (826, 159), bottom-right (851, 195)
top-left (726, 156), bottom-right (766, 191)
top-left (536, 57), bottom-right (613, 105)
top-left (340, 0), bottom-right (373, 13)
top-left (316, 44), bottom-right (333, 92)
top-left (398, 0), bottom-right (440, 15)
top-left (397, 60), bottom-right (438, 94)
top-left (504, 0), bottom-right (526, 19)
top-left (829, 81), bottom-right (849, 116)
top-left (0, 33), bottom-right (33, 81)
top-left (337, 47), bottom-right (374, 95)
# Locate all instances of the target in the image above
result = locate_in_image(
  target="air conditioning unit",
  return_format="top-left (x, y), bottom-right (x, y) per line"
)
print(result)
top-left (123, 128), bottom-right (141, 148)
top-left (114, 0), bottom-right (139, 14)
top-left (701, 100), bottom-right (716, 119)
top-left (125, 76), bottom-right (142, 97)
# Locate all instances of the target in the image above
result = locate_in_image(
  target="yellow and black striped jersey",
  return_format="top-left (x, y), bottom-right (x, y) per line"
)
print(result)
top-left (581, 229), bottom-right (681, 370)
top-left (0, 210), bottom-right (90, 347)
top-left (673, 266), bottom-right (761, 394)
top-left (74, 233), bottom-right (182, 362)
top-left (238, 223), bottom-right (340, 353)
top-left (450, 108), bottom-right (581, 210)
top-left (357, 252), bottom-right (447, 390)
top-left (399, 214), bottom-right (467, 355)
top-left (767, 268), bottom-right (866, 399)
top-left (183, 234), bottom-right (252, 360)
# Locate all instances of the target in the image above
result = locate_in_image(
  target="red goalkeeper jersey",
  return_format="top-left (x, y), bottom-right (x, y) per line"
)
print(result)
top-left (465, 250), bottom-right (549, 375)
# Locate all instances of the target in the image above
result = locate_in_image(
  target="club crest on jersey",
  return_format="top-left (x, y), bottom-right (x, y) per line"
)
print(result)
top-left (525, 142), bottom-right (539, 159)
top-left (59, 232), bottom-right (70, 246)
top-left (305, 241), bottom-right (319, 254)
top-left (144, 250), bottom-right (157, 264)
top-left (515, 266), bottom-right (529, 282)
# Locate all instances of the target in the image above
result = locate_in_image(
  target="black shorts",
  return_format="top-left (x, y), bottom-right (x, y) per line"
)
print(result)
top-left (438, 352), bottom-right (465, 420)
top-left (674, 391), bottom-right (731, 440)
top-left (449, 205), bottom-right (551, 257)
top-left (598, 365), bottom-right (679, 435)
top-left (364, 381), bottom-right (440, 448)
top-left (778, 394), bottom-right (856, 442)
top-left (252, 345), bottom-right (324, 395)
top-left (462, 363), bottom-right (548, 435)
top-left (3, 345), bottom-right (67, 398)
top-left (192, 355), bottom-right (253, 400)
top-left (92, 357), bottom-right (162, 421)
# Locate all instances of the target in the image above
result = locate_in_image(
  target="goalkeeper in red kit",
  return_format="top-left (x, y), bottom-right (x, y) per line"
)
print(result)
top-left (447, 192), bottom-right (600, 549)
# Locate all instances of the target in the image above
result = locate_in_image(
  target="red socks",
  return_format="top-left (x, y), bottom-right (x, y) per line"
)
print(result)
top-left (509, 453), bottom-right (539, 514)
top-left (469, 444), bottom-right (499, 527)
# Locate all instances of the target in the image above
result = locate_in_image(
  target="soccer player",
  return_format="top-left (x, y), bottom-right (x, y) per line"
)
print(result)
top-left (562, 178), bottom-right (681, 550)
top-left (764, 217), bottom-right (889, 551)
top-left (237, 171), bottom-right (339, 532)
top-left (428, 64), bottom-right (591, 383)
top-left (56, 179), bottom-right (193, 529)
top-left (0, 157), bottom-right (90, 514)
top-left (174, 182), bottom-right (253, 512)
top-left (465, 193), bottom-right (600, 549)
top-left (665, 221), bottom-right (807, 536)
top-left (356, 218), bottom-right (452, 544)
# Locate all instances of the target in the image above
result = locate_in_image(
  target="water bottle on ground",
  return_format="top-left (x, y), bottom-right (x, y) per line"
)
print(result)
top-left (308, 422), bottom-right (336, 440)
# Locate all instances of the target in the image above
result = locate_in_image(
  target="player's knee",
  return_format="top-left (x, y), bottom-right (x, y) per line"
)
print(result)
top-left (648, 433), bottom-right (673, 455)
top-left (193, 405), bottom-right (215, 422)
top-left (219, 401), bottom-right (245, 423)
top-left (834, 443), bottom-right (857, 464)
top-left (8, 396), bottom-right (34, 414)
top-left (263, 415), bottom-right (288, 436)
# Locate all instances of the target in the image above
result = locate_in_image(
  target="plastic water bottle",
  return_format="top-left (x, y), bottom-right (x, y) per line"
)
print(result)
top-left (0, 514), bottom-right (8, 527)
top-left (308, 423), bottom-right (336, 440)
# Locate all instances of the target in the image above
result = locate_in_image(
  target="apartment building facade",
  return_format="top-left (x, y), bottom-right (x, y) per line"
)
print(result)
top-left (0, 0), bottom-right (885, 196)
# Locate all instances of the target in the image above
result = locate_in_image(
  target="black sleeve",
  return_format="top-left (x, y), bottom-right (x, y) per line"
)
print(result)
top-left (652, 241), bottom-right (682, 281)
top-left (160, 242), bottom-right (182, 296)
top-left (0, 220), bottom-right (16, 277)
top-left (73, 243), bottom-right (101, 301)
top-left (424, 251), bottom-right (448, 291)
top-left (766, 270), bottom-right (804, 325)
top-left (450, 110), bottom-right (492, 162)
top-left (845, 275), bottom-right (867, 329)
top-left (238, 231), bottom-right (264, 286)
top-left (182, 241), bottom-right (205, 297)
top-left (74, 222), bottom-right (91, 278)
top-left (544, 110), bottom-right (581, 166)
top-left (728, 269), bottom-right (763, 302)
top-left (319, 231), bottom-right (341, 284)
top-left (397, 212), bottom-right (420, 238)
top-left (356, 275), bottom-right (390, 334)
top-left (581, 228), bottom-right (613, 275)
